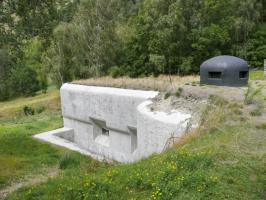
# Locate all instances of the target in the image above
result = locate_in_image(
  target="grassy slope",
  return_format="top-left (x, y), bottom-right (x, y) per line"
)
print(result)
top-left (1, 72), bottom-right (266, 200)
top-left (0, 87), bottom-right (63, 188)
top-left (0, 88), bottom-right (107, 194)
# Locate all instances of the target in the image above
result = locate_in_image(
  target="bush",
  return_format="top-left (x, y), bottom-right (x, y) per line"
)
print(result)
top-left (9, 65), bottom-right (40, 97)
top-left (23, 106), bottom-right (35, 116)
top-left (108, 66), bottom-right (123, 78)
top-left (164, 92), bottom-right (171, 99)
top-left (175, 87), bottom-right (183, 97)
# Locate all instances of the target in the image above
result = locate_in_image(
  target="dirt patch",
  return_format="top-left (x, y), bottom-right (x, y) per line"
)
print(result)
top-left (0, 166), bottom-right (60, 199)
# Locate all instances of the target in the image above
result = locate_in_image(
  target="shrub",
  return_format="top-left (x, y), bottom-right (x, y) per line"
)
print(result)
top-left (108, 66), bottom-right (123, 78)
top-left (23, 106), bottom-right (35, 116)
top-left (175, 87), bottom-right (183, 97)
top-left (9, 65), bottom-right (40, 97)
top-left (164, 92), bottom-right (171, 99)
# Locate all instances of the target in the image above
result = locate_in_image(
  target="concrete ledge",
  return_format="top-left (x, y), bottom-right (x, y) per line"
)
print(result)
top-left (33, 128), bottom-right (109, 161)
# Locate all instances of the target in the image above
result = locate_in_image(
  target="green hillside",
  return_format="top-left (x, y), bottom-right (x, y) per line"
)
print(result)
top-left (0, 73), bottom-right (265, 200)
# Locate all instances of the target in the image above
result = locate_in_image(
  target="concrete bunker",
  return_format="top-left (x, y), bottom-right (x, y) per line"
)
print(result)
top-left (35, 84), bottom-right (193, 163)
top-left (200, 55), bottom-right (249, 86)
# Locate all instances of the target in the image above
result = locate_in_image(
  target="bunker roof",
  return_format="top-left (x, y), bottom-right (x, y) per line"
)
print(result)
top-left (200, 55), bottom-right (249, 70)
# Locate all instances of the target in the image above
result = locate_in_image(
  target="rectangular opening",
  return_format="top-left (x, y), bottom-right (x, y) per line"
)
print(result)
top-left (128, 126), bottom-right (137, 153)
top-left (239, 71), bottom-right (248, 79)
top-left (208, 72), bottom-right (222, 79)
top-left (102, 128), bottom-right (109, 136)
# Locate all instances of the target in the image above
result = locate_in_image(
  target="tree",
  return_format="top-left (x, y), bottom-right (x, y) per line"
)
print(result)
top-left (9, 65), bottom-right (40, 97)
top-left (47, 0), bottom-right (123, 85)
top-left (22, 37), bottom-right (48, 93)
top-left (246, 24), bottom-right (266, 68)
top-left (0, 49), bottom-right (13, 100)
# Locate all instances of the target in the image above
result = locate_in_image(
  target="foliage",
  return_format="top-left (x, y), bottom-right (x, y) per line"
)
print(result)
top-left (23, 106), bottom-right (35, 116)
top-left (21, 38), bottom-right (48, 93)
top-left (0, 49), bottom-right (41, 100)
top-left (0, 0), bottom-right (80, 98)
top-left (9, 65), bottom-right (40, 97)
top-left (0, 49), bottom-right (14, 101)
top-left (175, 87), bottom-right (183, 97)
top-left (164, 92), bottom-right (171, 99)
top-left (46, 0), bottom-right (127, 85)
top-left (0, 0), bottom-right (266, 95)
top-left (246, 24), bottom-right (266, 68)
top-left (108, 66), bottom-right (124, 78)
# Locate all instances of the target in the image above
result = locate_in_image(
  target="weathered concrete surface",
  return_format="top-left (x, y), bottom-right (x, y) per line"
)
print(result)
top-left (35, 84), bottom-right (193, 163)
top-left (136, 101), bottom-right (191, 159)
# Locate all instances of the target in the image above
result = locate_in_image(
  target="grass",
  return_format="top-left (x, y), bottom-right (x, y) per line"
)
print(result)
top-left (0, 86), bottom-right (60, 120)
top-left (250, 107), bottom-right (263, 116)
top-left (244, 83), bottom-right (263, 105)
top-left (59, 153), bottom-right (81, 169)
top-left (0, 88), bottom-right (67, 188)
top-left (0, 87), bottom-right (109, 198)
top-left (5, 123), bottom-right (265, 200)
top-left (250, 70), bottom-right (265, 80)
top-left (1, 74), bottom-right (266, 199)
top-left (74, 71), bottom-right (264, 91)
top-left (256, 123), bottom-right (266, 129)
top-left (73, 75), bottom-right (198, 91)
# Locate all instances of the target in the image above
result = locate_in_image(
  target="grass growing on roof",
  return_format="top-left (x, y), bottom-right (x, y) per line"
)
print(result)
top-left (73, 75), bottom-right (199, 91)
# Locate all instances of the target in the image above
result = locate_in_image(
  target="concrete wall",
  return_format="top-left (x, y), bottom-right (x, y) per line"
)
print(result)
top-left (136, 101), bottom-right (191, 159)
top-left (61, 84), bottom-right (159, 162)
top-left (36, 83), bottom-right (193, 163)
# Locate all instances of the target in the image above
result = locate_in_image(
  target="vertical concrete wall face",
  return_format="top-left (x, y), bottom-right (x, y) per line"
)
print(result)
top-left (137, 101), bottom-right (191, 159)
top-left (37, 84), bottom-right (192, 163)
